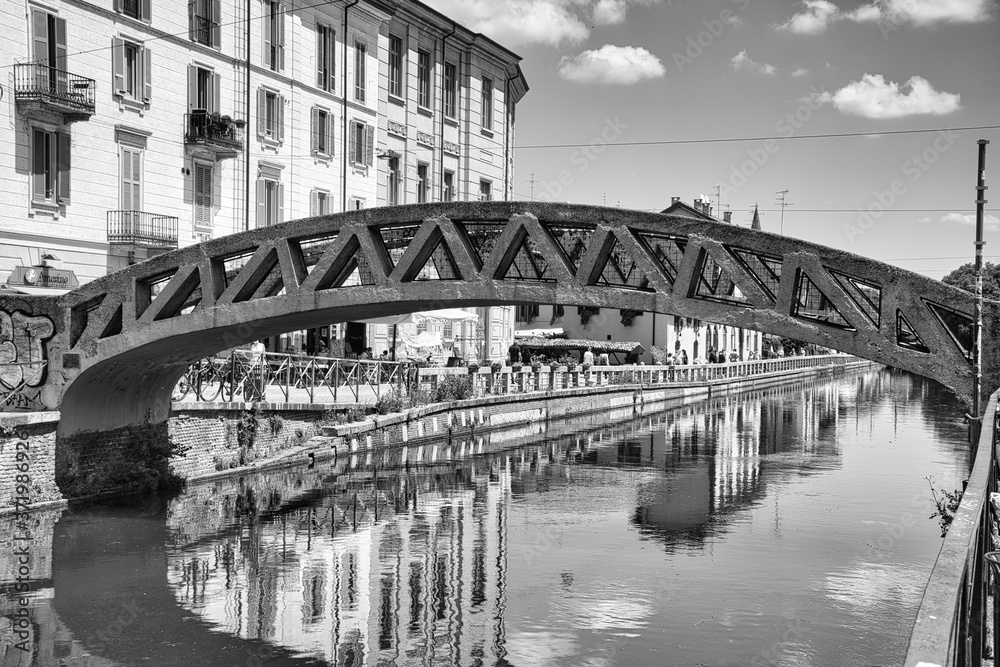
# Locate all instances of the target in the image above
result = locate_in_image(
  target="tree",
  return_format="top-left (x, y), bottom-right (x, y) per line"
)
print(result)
top-left (941, 262), bottom-right (1000, 301)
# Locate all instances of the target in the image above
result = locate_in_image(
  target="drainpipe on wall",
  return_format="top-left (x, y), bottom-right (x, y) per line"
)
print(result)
top-left (342, 0), bottom-right (360, 213)
top-left (503, 72), bottom-right (512, 200)
top-left (244, 0), bottom-right (251, 230)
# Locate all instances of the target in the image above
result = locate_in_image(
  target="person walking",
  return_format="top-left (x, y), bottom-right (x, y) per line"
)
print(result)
top-left (680, 349), bottom-right (689, 365)
top-left (509, 341), bottom-right (521, 365)
top-left (583, 347), bottom-right (595, 366)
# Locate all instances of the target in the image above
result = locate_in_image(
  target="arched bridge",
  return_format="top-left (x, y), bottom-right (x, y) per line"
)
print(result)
top-left (0, 202), bottom-right (988, 436)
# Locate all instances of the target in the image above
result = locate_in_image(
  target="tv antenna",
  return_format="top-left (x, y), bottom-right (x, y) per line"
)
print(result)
top-left (775, 190), bottom-right (793, 235)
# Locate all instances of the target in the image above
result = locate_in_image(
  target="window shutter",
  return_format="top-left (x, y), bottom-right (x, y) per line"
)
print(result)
top-left (31, 130), bottom-right (45, 200)
top-left (212, 0), bottom-right (221, 47)
top-left (364, 124), bottom-right (374, 167)
top-left (256, 178), bottom-right (266, 227)
top-left (141, 0), bottom-right (151, 22)
top-left (310, 191), bottom-right (317, 216)
top-left (262, 4), bottom-right (271, 68)
top-left (187, 64), bottom-right (198, 111)
top-left (112, 37), bottom-right (126, 95)
top-left (256, 88), bottom-right (266, 138)
top-left (142, 47), bottom-right (152, 102)
top-left (316, 27), bottom-right (323, 88)
top-left (310, 107), bottom-right (318, 153)
top-left (114, 0), bottom-right (123, 12)
top-left (277, 4), bottom-right (285, 47)
top-left (54, 18), bottom-right (67, 71)
top-left (57, 132), bottom-right (71, 203)
top-left (31, 11), bottom-right (48, 65)
top-left (326, 113), bottom-right (334, 156)
top-left (276, 182), bottom-right (284, 224)
top-left (329, 31), bottom-right (336, 89)
top-left (211, 72), bottom-right (221, 114)
top-left (349, 122), bottom-right (357, 163)
top-left (276, 94), bottom-right (284, 143)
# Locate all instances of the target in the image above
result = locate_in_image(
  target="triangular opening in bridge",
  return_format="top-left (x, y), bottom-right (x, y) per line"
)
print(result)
top-left (595, 239), bottom-right (653, 291)
top-left (829, 271), bottom-right (881, 328)
top-left (461, 223), bottom-right (506, 265)
top-left (135, 271), bottom-right (176, 319)
top-left (547, 224), bottom-right (595, 275)
top-left (897, 310), bottom-right (930, 353)
top-left (729, 248), bottom-right (782, 303)
top-left (499, 232), bottom-right (555, 282)
top-left (378, 224), bottom-right (421, 270)
top-left (70, 294), bottom-right (106, 348)
top-left (792, 270), bottom-right (852, 329)
top-left (299, 234), bottom-right (339, 275)
top-left (635, 232), bottom-right (687, 285)
top-left (151, 268), bottom-right (203, 321)
top-left (406, 236), bottom-right (462, 281)
top-left (312, 235), bottom-right (377, 289)
top-left (99, 304), bottom-right (123, 339)
top-left (693, 249), bottom-right (749, 305)
top-left (924, 300), bottom-right (972, 359)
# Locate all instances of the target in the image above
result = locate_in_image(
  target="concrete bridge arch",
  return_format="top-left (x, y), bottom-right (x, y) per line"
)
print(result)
top-left (0, 202), bottom-right (986, 436)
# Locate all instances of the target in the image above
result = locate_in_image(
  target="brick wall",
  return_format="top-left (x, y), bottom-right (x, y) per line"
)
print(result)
top-left (0, 414), bottom-right (61, 512)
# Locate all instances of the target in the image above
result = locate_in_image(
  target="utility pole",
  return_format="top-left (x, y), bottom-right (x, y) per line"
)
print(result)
top-left (528, 173), bottom-right (536, 201)
top-left (713, 183), bottom-right (722, 215)
top-left (775, 190), bottom-right (793, 235)
top-left (973, 139), bottom-right (989, 417)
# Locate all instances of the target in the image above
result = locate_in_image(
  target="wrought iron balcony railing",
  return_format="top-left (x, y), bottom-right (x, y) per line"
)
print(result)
top-left (107, 210), bottom-right (179, 248)
top-left (14, 63), bottom-right (95, 119)
top-left (184, 112), bottom-right (244, 156)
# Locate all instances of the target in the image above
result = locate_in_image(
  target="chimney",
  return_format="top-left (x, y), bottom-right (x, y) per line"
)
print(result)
top-left (705, 203), bottom-right (713, 217)
top-left (693, 198), bottom-right (703, 211)
top-left (723, 211), bottom-right (732, 223)
top-left (671, 196), bottom-right (681, 204)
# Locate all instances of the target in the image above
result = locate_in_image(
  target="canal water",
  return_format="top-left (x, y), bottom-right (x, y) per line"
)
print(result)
top-left (1, 368), bottom-right (971, 666)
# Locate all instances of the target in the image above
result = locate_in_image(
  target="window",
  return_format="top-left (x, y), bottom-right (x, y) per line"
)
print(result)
top-left (257, 88), bottom-right (285, 143)
top-left (417, 163), bottom-right (429, 204)
top-left (188, 65), bottom-right (220, 113)
top-left (190, 0), bottom-right (221, 47)
top-left (388, 35), bottom-right (403, 98)
top-left (112, 38), bottom-right (151, 103)
top-left (316, 24), bottom-right (335, 92)
top-left (516, 305), bottom-right (539, 323)
top-left (479, 179), bottom-right (492, 202)
top-left (417, 50), bottom-right (431, 109)
top-left (443, 62), bottom-right (457, 119)
top-left (31, 128), bottom-right (70, 205)
top-left (443, 321), bottom-right (453, 339)
top-left (311, 189), bottom-right (330, 216)
top-left (350, 197), bottom-right (365, 210)
top-left (115, 0), bottom-right (151, 23)
top-left (386, 156), bottom-right (400, 206)
top-left (354, 41), bottom-right (366, 103)
top-left (312, 107), bottom-right (333, 158)
top-left (264, 1), bottom-right (285, 72)
top-left (481, 76), bottom-right (493, 131)
top-left (443, 170), bottom-right (454, 201)
top-left (120, 146), bottom-right (142, 212)
top-left (256, 176), bottom-right (283, 227)
top-left (348, 120), bottom-right (373, 166)
top-left (193, 162), bottom-right (213, 233)
top-left (31, 9), bottom-right (66, 95)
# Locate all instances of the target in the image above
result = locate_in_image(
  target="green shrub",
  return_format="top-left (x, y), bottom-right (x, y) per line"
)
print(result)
top-left (374, 389), bottom-right (406, 414)
top-left (435, 375), bottom-right (473, 402)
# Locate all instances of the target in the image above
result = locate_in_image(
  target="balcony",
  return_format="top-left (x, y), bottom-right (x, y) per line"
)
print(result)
top-left (14, 63), bottom-right (95, 122)
top-left (107, 211), bottom-right (179, 249)
top-left (184, 112), bottom-right (244, 160)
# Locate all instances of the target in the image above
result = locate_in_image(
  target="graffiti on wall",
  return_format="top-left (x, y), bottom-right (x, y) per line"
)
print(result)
top-left (0, 310), bottom-right (54, 412)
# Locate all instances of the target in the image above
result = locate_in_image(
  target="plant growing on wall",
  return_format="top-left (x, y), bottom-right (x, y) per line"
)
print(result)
top-left (578, 306), bottom-right (599, 326)
top-left (620, 309), bottom-right (641, 327)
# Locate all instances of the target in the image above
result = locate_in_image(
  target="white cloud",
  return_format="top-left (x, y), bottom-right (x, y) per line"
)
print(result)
top-left (423, 0), bottom-right (664, 46)
top-left (559, 44), bottom-right (666, 84)
top-left (941, 212), bottom-right (1000, 229)
top-left (730, 50), bottom-right (778, 75)
top-left (723, 12), bottom-right (745, 27)
top-left (813, 74), bottom-right (960, 118)
top-left (775, 0), bottom-right (842, 33)
top-left (775, 0), bottom-right (993, 34)
top-left (918, 216), bottom-right (932, 223)
top-left (792, 66), bottom-right (810, 77)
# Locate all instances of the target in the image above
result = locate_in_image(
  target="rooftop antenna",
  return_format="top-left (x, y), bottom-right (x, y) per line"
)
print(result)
top-left (712, 183), bottom-right (722, 214)
top-left (775, 190), bottom-right (793, 235)
top-left (528, 173), bottom-right (536, 201)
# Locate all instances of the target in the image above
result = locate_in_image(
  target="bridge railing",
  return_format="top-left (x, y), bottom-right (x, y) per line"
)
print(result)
top-left (903, 388), bottom-right (999, 666)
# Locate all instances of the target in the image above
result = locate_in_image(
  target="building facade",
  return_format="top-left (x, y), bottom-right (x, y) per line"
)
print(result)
top-left (0, 0), bottom-right (526, 358)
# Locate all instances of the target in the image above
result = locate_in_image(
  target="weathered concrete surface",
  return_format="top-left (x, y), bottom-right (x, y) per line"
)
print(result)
top-left (0, 202), bottom-right (984, 435)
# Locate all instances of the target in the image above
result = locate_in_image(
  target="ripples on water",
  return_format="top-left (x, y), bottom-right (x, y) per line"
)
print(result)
top-left (1, 369), bottom-right (970, 666)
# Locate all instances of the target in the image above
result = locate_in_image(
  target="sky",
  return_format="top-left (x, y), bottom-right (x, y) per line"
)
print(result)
top-left (425, 0), bottom-right (1000, 280)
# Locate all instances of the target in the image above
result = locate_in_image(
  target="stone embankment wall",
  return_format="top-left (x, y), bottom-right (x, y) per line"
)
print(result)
top-left (0, 413), bottom-right (61, 512)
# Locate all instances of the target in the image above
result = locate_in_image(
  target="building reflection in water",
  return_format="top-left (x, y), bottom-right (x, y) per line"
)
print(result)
top-left (160, 370), bottom-right (882, 665)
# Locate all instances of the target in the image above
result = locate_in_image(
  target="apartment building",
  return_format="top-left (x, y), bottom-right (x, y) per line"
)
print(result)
top-left (0, 0), bottom-right (527, 310)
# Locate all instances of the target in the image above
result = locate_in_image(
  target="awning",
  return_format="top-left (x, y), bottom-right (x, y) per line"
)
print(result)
top-left (0, 284), bottom-right (70, 297)
top-left (358, 309), bottom-right (479, 325)
top-left (515, 327), bottom-right (564, 338)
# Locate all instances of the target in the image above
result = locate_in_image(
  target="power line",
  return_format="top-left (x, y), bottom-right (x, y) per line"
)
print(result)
top-left (515, 125), bottom-right (1000, 150)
